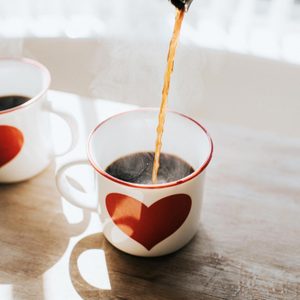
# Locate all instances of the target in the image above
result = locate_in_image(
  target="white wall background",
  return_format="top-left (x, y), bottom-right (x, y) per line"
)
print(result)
top-left (1, 0), bottom-right (300, 61)
top-left (0, 0), bottom-right (299, 136)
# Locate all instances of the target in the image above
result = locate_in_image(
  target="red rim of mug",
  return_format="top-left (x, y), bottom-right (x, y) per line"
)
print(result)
top-left (0, 57), bottom-right (51, 115)
top-left (87, 108), bottom-right (214, 189)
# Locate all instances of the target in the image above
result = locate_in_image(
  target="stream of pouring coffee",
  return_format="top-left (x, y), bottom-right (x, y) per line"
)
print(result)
top-left (152, 9), bottom-right (185, 183)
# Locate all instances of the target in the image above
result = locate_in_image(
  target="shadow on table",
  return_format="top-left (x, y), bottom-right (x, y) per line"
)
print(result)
top-left (0, 165), bottom-right (91, 300)
top-left (69, 226), bottom-right (236, 300)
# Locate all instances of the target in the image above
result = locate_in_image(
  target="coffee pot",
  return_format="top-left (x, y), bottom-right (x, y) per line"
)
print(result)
top-left (170, 0), bottom-right (194, 11)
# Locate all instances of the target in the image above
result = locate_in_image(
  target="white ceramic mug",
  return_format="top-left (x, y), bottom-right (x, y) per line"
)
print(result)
top-left (56, 109), bottom-right (213, 257)
top-left (0, 58), bottom-right (78, 183)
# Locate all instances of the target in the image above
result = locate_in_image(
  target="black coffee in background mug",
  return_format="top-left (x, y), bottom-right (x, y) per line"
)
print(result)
top-left (105, 152), bottom-right (195, 185)
top-left (0, 95), bottom-right (30, 111)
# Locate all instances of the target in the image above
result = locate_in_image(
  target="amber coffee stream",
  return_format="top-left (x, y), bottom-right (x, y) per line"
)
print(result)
top-left (152, 9), bottom-right (185, 183)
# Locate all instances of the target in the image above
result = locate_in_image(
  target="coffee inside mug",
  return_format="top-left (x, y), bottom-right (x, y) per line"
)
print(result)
top-left (0, 58), bottom-right (50, 113)
top-left (0, 95), bottom-right (30, 111)
top-left (105, 151), bottom-right (195, 185)
top-left (88, 109), bottom-right (212, 188)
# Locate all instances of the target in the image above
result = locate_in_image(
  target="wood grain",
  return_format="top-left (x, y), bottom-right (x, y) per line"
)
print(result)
top-left (68, 123), bottom-right (300, 300)
top-left (0, 95), bottom-right (299, 299)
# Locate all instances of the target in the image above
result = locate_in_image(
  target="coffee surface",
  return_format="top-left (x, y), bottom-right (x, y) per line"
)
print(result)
top-left (105, 152), bottom-right (194, 185)
top-left (0, 95), bottom-right (30, 111)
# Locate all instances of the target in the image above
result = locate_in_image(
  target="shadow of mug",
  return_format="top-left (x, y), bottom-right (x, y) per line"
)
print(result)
top-left (0, 165), bottom-right (91, 298)
top-left (69, 226), bottom-right (223, 300)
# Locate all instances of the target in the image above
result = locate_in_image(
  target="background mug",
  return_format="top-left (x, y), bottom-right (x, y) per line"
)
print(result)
top-left (0, 58), bottom-right (78, 183)
top-left (56, 109), bottom-right (213, 257)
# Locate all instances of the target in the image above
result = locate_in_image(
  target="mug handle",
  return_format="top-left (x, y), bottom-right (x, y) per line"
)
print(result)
top-left (45, 101), bottom-right (79, 156)
top-left (56, 160), bottom-right (98, 211)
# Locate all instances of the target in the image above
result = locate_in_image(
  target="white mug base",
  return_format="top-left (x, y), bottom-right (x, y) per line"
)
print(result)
top-left (103, 227), bottom-right (199, 257)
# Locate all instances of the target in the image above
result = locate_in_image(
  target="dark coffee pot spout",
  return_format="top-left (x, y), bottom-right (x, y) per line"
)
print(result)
top-left (170, 0), bottom-right (194, 11)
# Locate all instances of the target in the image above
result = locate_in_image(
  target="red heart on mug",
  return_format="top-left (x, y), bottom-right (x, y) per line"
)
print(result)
top-left (106, 193), bottom-right (192, 250)
top-left (0, 125), bottom-right (24, 167)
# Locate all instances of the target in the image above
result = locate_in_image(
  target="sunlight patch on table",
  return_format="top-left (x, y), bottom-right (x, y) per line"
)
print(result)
top-left (0, 284), bottom-right (13, 300)
top-left (78, 249), bottom-right (111, 290)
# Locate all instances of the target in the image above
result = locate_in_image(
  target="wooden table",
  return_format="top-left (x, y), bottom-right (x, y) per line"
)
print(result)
top-left (0, 91), bottom-right (299, 300)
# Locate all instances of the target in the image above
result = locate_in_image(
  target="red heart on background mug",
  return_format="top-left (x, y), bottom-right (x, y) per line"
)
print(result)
top-left (106, 193), bottom-right (192, 250)
top-left (0, 125), bottom-right (24, 167)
